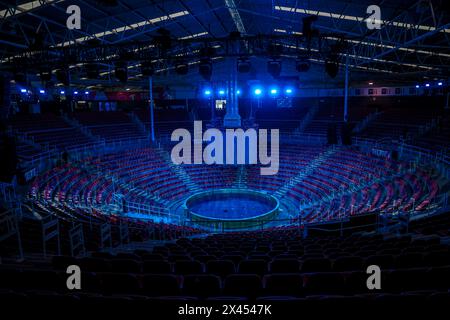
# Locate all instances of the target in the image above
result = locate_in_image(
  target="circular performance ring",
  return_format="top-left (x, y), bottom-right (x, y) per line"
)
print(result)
top-left (184, 189), bottom-right (280, 230)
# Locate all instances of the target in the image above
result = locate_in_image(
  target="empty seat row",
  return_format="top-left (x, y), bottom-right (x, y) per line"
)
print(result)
top-left (53, 251), bottom-right (450, 275)
top-left (2, 288), bottom-right (449, 305)
top-left (2, 267), bottom-right (449, 297)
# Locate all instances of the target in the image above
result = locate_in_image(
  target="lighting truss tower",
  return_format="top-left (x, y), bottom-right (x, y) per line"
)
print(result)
top-left (223, 58), bottom-right (241, 128)
top-left (149, 76), bottom-right (155, 142)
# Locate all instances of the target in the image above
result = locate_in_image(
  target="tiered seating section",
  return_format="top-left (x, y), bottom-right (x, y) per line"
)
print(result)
top-left (9, 111), bottom-right (150, 161)
top-left (247, 145), bottom-right (439, 221)
top-left (14, 140), bottom-right (46, 162)
top-left (2, 104), bottom-right (449, 306)
top-left (10, 113), bottom-right (96, 153)
top-left (246, 145), bottom-right (324, 192)
top-left (73, 111), bottom-right (146, 142)
top-left (1, 228), bottom-right (449, 302)
top-left (134, 109), bottom-right (192, 138)
top-left (29, 143), bottom-right (441, 226)
top-left (255, 107), bottom-right (309, 134)
top-left (8, 106), bottom-right (448, 165)
top-left (414, 114), bottom-right (450, 155)
top-left (360, 108), bottom-right (436, 140)
top-left (0, 202), bottom-right (201, 261)
top-left (304, 104), bottom-right (372, 136)
top-left (29, 148), bottom-right (189, 217)
top-left (183, 164), bottom-right (238, 189)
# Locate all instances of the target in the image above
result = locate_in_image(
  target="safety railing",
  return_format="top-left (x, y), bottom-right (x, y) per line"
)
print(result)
top-left (42, 214), bottom-right (61, 257)
top-left (69, 223), bottom-right (86, 257)
top-left (12, 203), bottom-right (204, 258)
top-left (0, 209), bottom-right (23, 260)
top-left (186, 210), bottom-right (380, 234)
top-left (186, 207), bottom-right (450, 236)
top-left (100, 222), bottom-right (112, 250)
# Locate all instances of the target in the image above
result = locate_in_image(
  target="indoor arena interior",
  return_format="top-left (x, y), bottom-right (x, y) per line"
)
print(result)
top-left (0, 0), bottom-right (449, 314)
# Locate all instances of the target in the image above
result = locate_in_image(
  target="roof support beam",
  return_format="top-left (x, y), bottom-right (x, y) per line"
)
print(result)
top-left (274, 5), bottom-right (450, 34)
top-left (357, 22), bottom-right (450, 66)
top-left (224, 0), bottom-right (246, 34)
top-left (0, 0), bottom-right (64, 19)
top-left (0, 39), bottom-right (28, 49)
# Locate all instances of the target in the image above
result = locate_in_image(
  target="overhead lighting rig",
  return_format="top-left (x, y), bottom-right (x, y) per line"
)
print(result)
top-left (237, 57), bottom-right (251, 73)
top-left (175, 60), bottom-right (189, 75)
top-left (1, 32), bottom-right (346, 81)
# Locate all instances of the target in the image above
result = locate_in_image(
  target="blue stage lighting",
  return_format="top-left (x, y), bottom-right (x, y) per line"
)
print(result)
top-left (237, 89), bottom-right (241, 95)
top-left (204, 89), bottom-right (212, 96)
top-left (74, 91), bottom-right (78, 95)
top-left (254, 88), bottom-right (262, 96)
top-left (20, 89), bottom-right (27, 93)
top-left (85, 91), bottom-right (89, 95)
top-left (285, 88), bottom-right (293, 94)
top-left (60, 90), bottom-right (65, 95)
top-left (39, 89), bottom-right (45, 94)
top-left (425, 83), bottom-right (430, 87)
top-left (270, 88), bottom-right (278, 95)
top-left (219, 89), bottom-right (225, 95)
top-left (415, 85), bottom-right (420, 88)
top-left (438, 82), bottom-right (443, 86)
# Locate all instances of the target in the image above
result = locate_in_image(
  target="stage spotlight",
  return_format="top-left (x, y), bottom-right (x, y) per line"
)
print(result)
top-left (199, 58), bottom-right (212, 81)
top-left (285, 88), bottom-right (293, 94)
top-left (237, 58), bottom-right (251, 73)
top-left (30, 32), bottom-right (45, 50)
top-left (204, 89), bottom-right (212, 96)
top-left (85, 64), bottom-right (99, 79)
top-left (237, 89), bottom-right (241, 95)
top-left (229, 31), bottom-right (241, 39)
top-left (425, 83), bottom-right (430, 87)
top-left (267, 59), bottom-right (282, 78)
top-left (74, 91), bottom-right (78, 95)
top-left (39, 89), bottom-right (45, 94)
top-left (85, 91), bottom-right (89, 95)
top-left (154, 28), bottom-right (172, 51)
top-left (415, 85), bottom-right (420, 88)
top-left (97, 0), bottom-right (118, 6)
top-left (141, 61), bottom-right (155, 77)
top-left (267, 43), bottom-right (283, 57)
top-left (254, 88), bottom-right (262, 96)
top-left (200, 46), bottom-right (215, 57)
top-left (115, 62), bottom-right (128, 83)
top-left (13, 70), bottom-right (27, 84)
top-left (296, 57), bottom-right (311, 72)
top-left (218, 89), bottom-right (225, 96)
top-left (438, 82), bottom-right (443, 86)
top-left (270, 88), bottom-right (278, 96)
top-left (302, 15), bottom-right (318, 38)
top-left (56, 69), bottom-right (70, 86)
top-left (39, 69), bottom-right (52, 82)
top-left (20, 89), bottom-right (27, 93)
top-left (325, 58), bottom-right (339, 78)
top-left (60, 90), bottom-right (65, 95)
top-left (175, 61), bottom-right (189, 75)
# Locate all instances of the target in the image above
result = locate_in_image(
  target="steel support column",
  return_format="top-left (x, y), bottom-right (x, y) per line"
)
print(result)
top-left (149, 76), bottom-right (155, 142)
top-left (344, 55), bottom-right (349, 123)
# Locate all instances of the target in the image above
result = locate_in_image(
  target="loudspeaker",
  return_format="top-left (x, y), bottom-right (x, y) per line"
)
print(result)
top-left (391, 150), bottom-right (398, 161)
top-left (327, 123), bottom-right (338, 145)
top-left (0, 135), bottom-right (18, 182)
top-left (341, 122), bottom-right (353, 146)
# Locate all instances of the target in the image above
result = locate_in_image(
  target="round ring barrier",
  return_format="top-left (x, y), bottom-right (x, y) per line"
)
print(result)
top-left (184, 189), bottom-right (279, 230)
